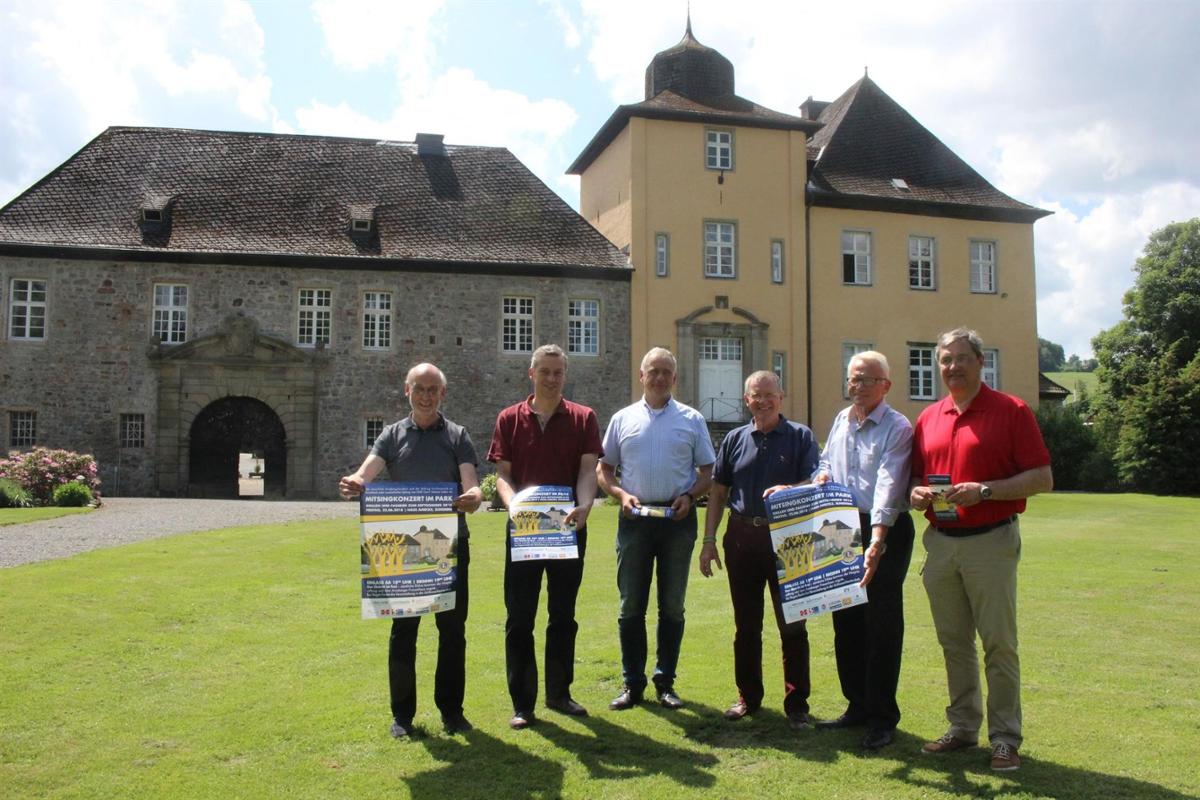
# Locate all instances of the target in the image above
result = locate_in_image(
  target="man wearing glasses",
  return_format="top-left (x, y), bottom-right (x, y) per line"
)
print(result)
top-left (811, 352), bottom-right (913, 751)
top-left (909, 328), bottom-right (1052, 771)
top-left (339, 363), bottom-right (483, 738)
top-left (699, 370), bottom-right (819, 730)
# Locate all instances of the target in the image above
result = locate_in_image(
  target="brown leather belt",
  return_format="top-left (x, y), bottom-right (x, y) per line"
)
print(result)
top-left (729, 512), bottom-right (770, 528)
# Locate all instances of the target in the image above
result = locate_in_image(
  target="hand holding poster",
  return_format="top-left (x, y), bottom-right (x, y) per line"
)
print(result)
top-left (360, 482), bottom-right (459, 620)
top-left (764, 482), bottom-right (867, 623)
top-left (508, 485), bottom-right (579, 561)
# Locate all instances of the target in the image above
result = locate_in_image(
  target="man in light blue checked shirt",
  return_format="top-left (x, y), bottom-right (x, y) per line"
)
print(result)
top-left (812, 351), bottom-right (914, 751)
top-left (598, 347), bottom-right (715, 711)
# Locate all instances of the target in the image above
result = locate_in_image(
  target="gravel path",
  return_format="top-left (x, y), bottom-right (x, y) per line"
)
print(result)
top-left (0, 498), bottom-right (358, 568)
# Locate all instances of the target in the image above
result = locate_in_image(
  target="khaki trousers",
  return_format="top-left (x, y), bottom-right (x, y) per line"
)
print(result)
top-left (921, 518), bottom-right (1022, 748)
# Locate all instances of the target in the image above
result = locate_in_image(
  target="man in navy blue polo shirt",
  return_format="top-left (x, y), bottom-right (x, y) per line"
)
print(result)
top-left (700, 370), bottom-right (819, 730)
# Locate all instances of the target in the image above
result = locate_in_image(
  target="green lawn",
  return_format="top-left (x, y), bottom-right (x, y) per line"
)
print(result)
top-left (1044, 371), bottom-right (1099, 403)
top-left (1, 495), bottom-right (1197, 799)
top-left (0, 506), bottom-right (92, 526)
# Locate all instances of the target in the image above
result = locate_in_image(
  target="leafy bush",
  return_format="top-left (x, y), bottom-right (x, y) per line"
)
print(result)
top-left (52, 481), bottom-right (94, 507)
top-left (0, 477), bottom-right (33, 508)
top-left (1035, 404), bottom-right (1118, 492)
top-left (480, 472), bottom-right (498, 503)
top-left (0, 448), bottom-right (101, 506)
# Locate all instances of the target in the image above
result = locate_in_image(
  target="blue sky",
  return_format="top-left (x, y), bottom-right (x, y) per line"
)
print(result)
top-left (3, 0), bottom-right (1198, 358)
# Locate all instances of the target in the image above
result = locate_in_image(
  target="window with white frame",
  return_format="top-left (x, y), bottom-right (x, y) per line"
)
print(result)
top-left (297, 288), bottom-right (332, 347)
top-left (982, 348), bottom-right (999, 389)
top-left (908, 345), bottom-right (937, 400)
top-left (705, 129), bottom-right (732, 170)
top-left (119, 413), bottom-right (145, 448)
top-left (9, 410), bottom-right (36, 448)
top-left (771, 240), bottom-right (785, 284)
top-left (502, 296), bottom-right (534, 354)
top-left (704, 221), bottom-right (736, 278)
top-left (842, 342), bottom-right (874, 398)
top-left (364, 417), bottom-right (385, 449)
top-left (842, 231), bottom-right (872, 285)
top-left (362, 291), bottom-right (392, 350)
top-left (152, 283), bottom-right (188, 344)
top-left (970, 240), bottom-right (997, 293)
top-left (9, 278), bottom-right (47, 340)
top-left (908, 236), bottom-right (936, 290)
top-left (772, 351), bottom-right (786, 391)
top-left (655, 233), bottom-right (669, 277)
top-left (567, 299), bottom-right (600, 356)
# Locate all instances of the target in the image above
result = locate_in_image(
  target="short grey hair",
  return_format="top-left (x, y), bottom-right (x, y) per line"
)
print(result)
top-left (744, 370), bottom-right (782, 395)
top-left (530, 343), bottom-right (567, 370)
top-left (936, 327), bottom-right (984, 359)
top-left (847, 350), bottom-right (890, 379)
top-left (640, 347), bottom-right (677, 372)
top-left (405, 362), bottom-right (446, 387)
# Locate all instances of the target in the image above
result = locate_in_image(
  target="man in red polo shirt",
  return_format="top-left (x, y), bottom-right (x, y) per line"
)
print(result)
top-left (488, 344), bottom-right (602, 730)
top-left (909, 327), bottom-right (1052, 772)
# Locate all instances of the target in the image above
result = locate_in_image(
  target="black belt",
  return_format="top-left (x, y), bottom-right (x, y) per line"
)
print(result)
top-left (729, 512), bottom-right (770, 528)
top-left (934, 515), bottom-right (1017, 538)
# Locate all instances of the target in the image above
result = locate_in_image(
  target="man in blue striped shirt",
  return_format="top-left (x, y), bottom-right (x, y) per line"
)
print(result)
top-left (598, 347), bottom-right (715, 711)
top-left (812, 351), bottom-right (913, 751)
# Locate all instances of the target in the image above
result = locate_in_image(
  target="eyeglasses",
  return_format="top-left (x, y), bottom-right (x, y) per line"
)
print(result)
top-left (847, 376), bottom-right (888, 387)
top-left (408, 384), bottom-right (443, 396)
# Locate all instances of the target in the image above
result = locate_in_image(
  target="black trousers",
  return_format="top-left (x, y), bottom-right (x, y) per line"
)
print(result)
top-left (504, 525), bottom-right (588, 713)
top-left (388, 537), bottom-right (469, 724)
top-left (831, 512), bottom-right (915, 731)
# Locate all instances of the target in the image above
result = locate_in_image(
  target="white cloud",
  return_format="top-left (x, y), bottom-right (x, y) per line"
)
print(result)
top-left (539, 0), bottom-right (582, 49)
top-left (310, 0), bottom-right (443, 85)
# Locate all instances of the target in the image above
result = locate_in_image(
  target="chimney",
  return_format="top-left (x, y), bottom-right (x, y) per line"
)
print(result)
top-left (416, 132), bottom-right (446, 157)
top-left (800, 96), bottom-right (830, 121)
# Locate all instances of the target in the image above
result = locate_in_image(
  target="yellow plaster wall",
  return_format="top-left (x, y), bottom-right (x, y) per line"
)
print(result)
top-left (807, 207), bottom-right (1040, 432)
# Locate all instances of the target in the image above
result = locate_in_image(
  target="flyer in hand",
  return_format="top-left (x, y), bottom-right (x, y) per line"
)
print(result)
top-left (359, 482), bottom-right (459, 620)
top-left (764, 482), bottom-right (867, 623)
top-left (508, 485), bottom-right (579, 561)
top-left (927, 474), bottom-right (958, 522)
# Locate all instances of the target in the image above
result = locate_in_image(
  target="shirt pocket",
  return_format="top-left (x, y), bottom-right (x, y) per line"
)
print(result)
top-left (855, 441), bottom-right (880, 472)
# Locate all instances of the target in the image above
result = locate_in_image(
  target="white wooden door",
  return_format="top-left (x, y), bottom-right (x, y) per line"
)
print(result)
top-left (698, 337), bottom-right (743, 422)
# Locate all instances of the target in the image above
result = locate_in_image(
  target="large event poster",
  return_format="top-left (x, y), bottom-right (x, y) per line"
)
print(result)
top-left (764, 482), bottom-right (867, 623)
top-left (359, 482), bottom-right (459, 620)
top-left (508, 485), bottom-right (579, 561)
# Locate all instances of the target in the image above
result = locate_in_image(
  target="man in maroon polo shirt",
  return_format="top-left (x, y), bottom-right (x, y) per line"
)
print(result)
top-left (488, 344), bottom-right (602, 730)
top-left (909, 327), bottom-right (1052, 772)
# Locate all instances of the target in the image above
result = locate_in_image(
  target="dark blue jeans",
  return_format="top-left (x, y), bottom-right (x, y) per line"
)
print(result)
top-left (615, 510), bottom-right (697, 692)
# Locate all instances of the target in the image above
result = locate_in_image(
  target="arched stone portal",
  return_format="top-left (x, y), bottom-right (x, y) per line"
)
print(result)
top-left (189, 396), bottom-right (287, 498)
top-left (150, 314), bottom-right (326, 498)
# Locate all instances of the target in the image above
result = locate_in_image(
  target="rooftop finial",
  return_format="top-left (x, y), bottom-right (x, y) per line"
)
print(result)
top-left (864, 65), bottom-right (869, 77)
top-left (686, 3), bottom-right (693, 37)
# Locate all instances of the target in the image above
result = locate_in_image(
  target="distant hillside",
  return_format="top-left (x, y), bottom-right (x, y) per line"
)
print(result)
top-left (1045, 371), bottom-right (1099, 403)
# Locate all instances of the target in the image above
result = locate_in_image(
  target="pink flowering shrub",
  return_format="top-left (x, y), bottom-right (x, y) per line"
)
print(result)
top-left (0, 447), bottom-right (101, 506)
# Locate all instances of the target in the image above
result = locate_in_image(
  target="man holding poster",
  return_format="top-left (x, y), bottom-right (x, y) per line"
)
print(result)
top-left (699, 370), bottom-right (819, 730)
top-left (811, 351), bottom-right (913, 751)
top-left (598, 347), bottom-right (715, 712)
top-left (488, 344), bottom-right (603, 730)
top-left (909, 328), bottom-right (1052, 772)
top-left (339, 363), bottom-right (482, 738)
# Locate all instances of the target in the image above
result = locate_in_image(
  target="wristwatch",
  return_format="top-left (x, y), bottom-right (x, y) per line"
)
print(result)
top-left (683, 491), bottom-right (695, 503)
top-left (980, 484), bottom-right (993, 500)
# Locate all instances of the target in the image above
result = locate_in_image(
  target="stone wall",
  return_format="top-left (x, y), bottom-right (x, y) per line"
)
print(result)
top-left (0, 255), bottom-right (631, 498)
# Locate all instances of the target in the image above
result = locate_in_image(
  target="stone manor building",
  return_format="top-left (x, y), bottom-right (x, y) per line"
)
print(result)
top-left (0, 128), bottom-right (630, 498)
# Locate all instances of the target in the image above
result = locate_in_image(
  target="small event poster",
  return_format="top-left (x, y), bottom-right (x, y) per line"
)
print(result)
top-left (508, 485), bottom-right (579, 561)
top-left (633, 505), bottom-right (673, 519)
top-left (359, 482), bottom-right (459, 620)
top-left (764, 482), bottom-right (867, 623)
top-left (927, 474), bottom-right (959, 522)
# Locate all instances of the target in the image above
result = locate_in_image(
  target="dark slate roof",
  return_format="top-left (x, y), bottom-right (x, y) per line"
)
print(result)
top-left (0, 127), bottom-right (629, 276)
top-left (807, 77), bottom-right (1050, 223)
top-left (644, 20), bottom-right (735, 102)
top-left (1039, 372), bottom-right (1072, 399)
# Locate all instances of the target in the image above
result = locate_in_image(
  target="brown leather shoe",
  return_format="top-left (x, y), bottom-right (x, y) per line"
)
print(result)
top-left (546, 696), bottom-right (588, 717)
top-left (990, 742), bottom-right (1021, 771)
top-left (922, 732), bottom-right (977, 754)
top-left (609, 686), bottom-right (643, 711)
top-left (508, 710), bottom-right (535, 730)
top-left (724, 699), bottom-right (758, 720)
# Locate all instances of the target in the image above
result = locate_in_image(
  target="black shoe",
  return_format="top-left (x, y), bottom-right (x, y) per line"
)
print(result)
top-left (546, 696), bottom-right (589, 717)
top-left (861, 728), bottom-right (894, 750)
top-left (390, 719), bottom-right (413, 738)
top-left (787, 712), bottom-right (811, 731)
top-left (656, 689), bottom-right (684, 710)
top-left (609, 686), bottom-right (644, 711)
top-left (509, 710), bottom-right (535, 730)
top-left (442, 714), bottom-right (473, 734)
top-left (724, 699), bottom-right (758, 720)
top-left (815, 713), bottom-right (868, 731)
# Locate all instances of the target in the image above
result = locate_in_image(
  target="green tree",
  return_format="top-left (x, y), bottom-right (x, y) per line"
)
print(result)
top-left (1038, 337), bottom-right (1066, 371)
top-left (1092, 218), bottom-right (1200, 494)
